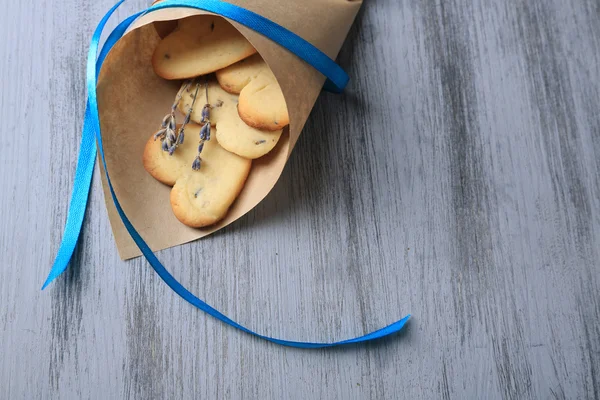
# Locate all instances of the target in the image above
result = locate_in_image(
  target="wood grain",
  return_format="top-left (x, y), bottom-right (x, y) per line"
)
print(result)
top-left (1, 0), bottom-right (599, 398)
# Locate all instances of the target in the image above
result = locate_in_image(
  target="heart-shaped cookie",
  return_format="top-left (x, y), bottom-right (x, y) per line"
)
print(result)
top-left (143, 123), bottom-right (252, 228)
top-left (178, 80), bottom-right (283, 159)
top-left (216, 54), bottom-right (289, 131)
top-left (152, 15), bottom-right (257, 80)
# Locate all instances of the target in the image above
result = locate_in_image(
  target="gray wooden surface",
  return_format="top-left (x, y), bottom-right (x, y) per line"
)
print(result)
top-left (1, 0), bottom-right (599, 398)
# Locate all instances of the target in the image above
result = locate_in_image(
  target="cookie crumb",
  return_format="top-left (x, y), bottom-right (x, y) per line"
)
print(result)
top-left (164, 53), bottom-right (171, 59)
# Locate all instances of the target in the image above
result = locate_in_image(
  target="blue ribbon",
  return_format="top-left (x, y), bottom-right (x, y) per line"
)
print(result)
top-left (43, 0), bottom-right (411, 348)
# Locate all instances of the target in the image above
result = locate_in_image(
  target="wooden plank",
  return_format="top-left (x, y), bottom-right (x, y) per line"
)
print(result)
top-left (0, 0), bottom-right (598, 398)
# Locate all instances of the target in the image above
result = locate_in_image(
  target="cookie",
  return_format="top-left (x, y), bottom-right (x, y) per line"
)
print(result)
top-left (143, 123), bottom-right (252, 228)
top-left (143, 124), bottom-right (199, 186)
top-left (152, 15), bottom-right (257, 80)
top-left (178, 80), bottom-right (283, 159)
top-left (216, 55), bottom-right (289, 131)
top-left (215, 53), bottom-right (268, 94)
top-left (237, 71), bottom-right (290, 131)
top-left (170, 142), bottom-right (252, 228)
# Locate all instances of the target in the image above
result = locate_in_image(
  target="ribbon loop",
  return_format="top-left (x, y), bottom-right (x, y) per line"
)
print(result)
top-left (43, 0), bottom-right (410, 348)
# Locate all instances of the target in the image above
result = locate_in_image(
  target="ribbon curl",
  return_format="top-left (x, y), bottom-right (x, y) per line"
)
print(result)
top-left (43, 0), bottom-right (411, 348)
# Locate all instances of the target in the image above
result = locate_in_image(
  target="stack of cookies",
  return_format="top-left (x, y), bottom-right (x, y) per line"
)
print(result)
top-left (143, 15), bottom-right (289, 228)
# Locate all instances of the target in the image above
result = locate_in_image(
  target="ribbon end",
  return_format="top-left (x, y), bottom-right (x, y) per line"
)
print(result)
top-left (41, 279), bottom-right (52, 290)
top-left (41, 271), bottom-right (60, 290)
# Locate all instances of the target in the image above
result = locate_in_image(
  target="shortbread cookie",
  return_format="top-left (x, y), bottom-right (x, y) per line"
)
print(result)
top-left (143, 123), bottom-right (251, 228)
top-left (143, 124), bottom-right (200, 186)
top-left (170, 139), bottom-right (251, 228)
top-left (216, 55), bottom-right (289, 131)
top-left (179, 80), bottom-right (283, 159)
top-left (237, 70), bottom-right (289, 131)
top-left (152, 15), bottom-right (257, 80)
top-left (215, 53), bottom-right (268, 94)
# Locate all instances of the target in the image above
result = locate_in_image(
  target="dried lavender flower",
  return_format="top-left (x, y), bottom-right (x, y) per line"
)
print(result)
top-left (156, 78), bottom-right (213, 171)
top-left (191, 156), bottom-right (201, 171)
top-left (167, 130), bottom-right (177, 144)
top-left (173, 80), bottom-right (201, 151)
top-left (191, 79), bottom-right (213, 171)
top-left (156, 80), bottom-right (192, 154)
top-left (200, 122), bottom-right (210, 141)
top-left (161, 114), bottom-right (171, 128)
top-left (201, 104), bottom-right (211, 123)
top-left (153, 128), bottom-right (167, 141)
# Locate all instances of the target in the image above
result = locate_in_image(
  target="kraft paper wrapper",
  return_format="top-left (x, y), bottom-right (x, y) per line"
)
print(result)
top-left (97, 0), bottom-right (362, 259)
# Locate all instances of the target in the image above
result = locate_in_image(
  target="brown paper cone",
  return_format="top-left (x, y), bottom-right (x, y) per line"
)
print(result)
top-left (97, 0), bottom-right (362, 259)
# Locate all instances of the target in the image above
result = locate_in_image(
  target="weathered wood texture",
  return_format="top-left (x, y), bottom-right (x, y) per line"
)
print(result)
top-left (1, 0), bottom-right (599, 398)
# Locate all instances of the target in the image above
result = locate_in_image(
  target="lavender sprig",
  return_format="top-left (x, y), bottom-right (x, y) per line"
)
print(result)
top-left (154, 79), bottom-right (192, 152)
top-left (173, 79), bottom-right (201, 151)
top-left (192, 80), bottom-right (212, 171)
